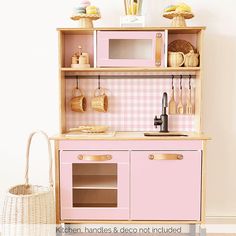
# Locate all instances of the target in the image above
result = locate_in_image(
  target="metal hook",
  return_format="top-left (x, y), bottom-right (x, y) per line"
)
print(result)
top-left (98, 75), bottom-right (101, 89)
top-left (76, 76), bottom-right (79, 89)
top-left (189, 74), bottom-right (191, 89)
top-left (180, 75), bottom-right (183, 90)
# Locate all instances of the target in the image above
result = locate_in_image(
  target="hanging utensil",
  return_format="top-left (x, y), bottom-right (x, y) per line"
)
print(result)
top-left (168, 75), bottom-right (176, 114)
top-left (177, 75), bottom-right (184, 114)
top-left (186, 75), bottom-right (193, 114)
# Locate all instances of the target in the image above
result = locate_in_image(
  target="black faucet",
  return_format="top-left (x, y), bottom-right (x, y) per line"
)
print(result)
top-left (154, 92), bottom-right (168, 132)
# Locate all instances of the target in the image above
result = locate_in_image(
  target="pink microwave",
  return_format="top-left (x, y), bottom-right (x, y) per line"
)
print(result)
top-left (96, 31), bottom-right (165, 67)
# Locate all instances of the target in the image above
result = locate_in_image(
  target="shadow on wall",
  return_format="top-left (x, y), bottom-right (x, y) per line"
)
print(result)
top-left (203, 32), bottom-right (236, 216)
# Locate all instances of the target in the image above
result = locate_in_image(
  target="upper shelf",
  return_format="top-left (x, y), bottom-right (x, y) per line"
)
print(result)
top-left (57, 27), bottom-right (206, 35)
top-left (61, 67), bottom-right (200, 75)
top-left (61, 67), bottom-right (201, 73)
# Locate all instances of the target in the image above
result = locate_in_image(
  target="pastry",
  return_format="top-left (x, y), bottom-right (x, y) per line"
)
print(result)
top-left (164, 5), bottom-right (177, 12)
top-left (86, 6), bottom-right (98, 15)
top-left (75, 9), bottom-right (86, 14)
top-left (79, 0), bottom-right (91, 8)
top-left (75, 6), bottom-right (86, 14)
top-left (175, 3), bottom-right (192, 12)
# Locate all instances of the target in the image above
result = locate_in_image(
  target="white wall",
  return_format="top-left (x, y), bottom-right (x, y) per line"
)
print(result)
top-left (0, 0), bottom-right (236, 218)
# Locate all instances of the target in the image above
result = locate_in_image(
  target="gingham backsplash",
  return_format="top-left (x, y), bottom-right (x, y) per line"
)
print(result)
top-left (65, 77), bottom-right (196, 132)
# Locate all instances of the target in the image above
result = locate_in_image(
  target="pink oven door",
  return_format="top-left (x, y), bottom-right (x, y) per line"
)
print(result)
top-left (60, 150), bottom-right (129, 220)
top-left (131, 150), bottom-right (202, 220)
top-left (97, 31), bottom-right (165, 67)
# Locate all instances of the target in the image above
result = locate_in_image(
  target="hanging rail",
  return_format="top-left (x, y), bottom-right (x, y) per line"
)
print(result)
top-left (64, 74), bottom-right (197, 79)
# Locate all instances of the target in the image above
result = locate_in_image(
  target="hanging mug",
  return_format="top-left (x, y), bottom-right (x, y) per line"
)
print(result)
top-left (91, 88), bottom-right (108, 112)
top-left (70, 88), bottom-right (87, 112)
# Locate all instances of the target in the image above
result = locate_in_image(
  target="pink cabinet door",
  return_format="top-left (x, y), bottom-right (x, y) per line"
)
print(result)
top-left (60, 150), bottom-right (129, 220)
top-left (131, 151), bottom-right (202, 220)
top-left (97, 31), bottom-right (165, 67)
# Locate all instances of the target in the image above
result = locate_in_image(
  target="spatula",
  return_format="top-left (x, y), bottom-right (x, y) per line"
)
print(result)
top-left (168, 76), bottom-right (176, 114)
top-left (177, 77), bottom-right (184, 114)
top-left (186, 76), bottom-right (193, 114)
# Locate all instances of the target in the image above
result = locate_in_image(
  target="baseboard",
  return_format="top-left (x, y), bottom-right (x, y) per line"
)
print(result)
top-left (205, 216), bottom-right (236, 233)
top-left (206, 216), bottom-right (236, 224)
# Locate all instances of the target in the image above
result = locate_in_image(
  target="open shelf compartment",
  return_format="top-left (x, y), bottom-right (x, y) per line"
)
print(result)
top-left (72, 163), bottom-right (118, 208)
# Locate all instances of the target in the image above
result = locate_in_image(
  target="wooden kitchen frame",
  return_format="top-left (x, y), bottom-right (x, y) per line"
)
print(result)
top-left (52, 27), bottom-right (209, 231)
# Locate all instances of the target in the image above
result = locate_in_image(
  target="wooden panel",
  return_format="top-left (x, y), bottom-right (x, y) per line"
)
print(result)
top-left (73, 175), bottom-right (117, 189)
top-left (51, 132), bottom-right (211, 141)
top-left (58, 28), bottom-right (94, 35)
top-left (61, 67), bottom-right (201, 72)
top-left (73, 163), bottom-right (117, 175)
top-left (54, 141), bottom-right (60, 224)
top-left (73, 189), bottom-right (117, 207)
top-left (59, 71), bottom-right (66, 133)
top-left (58, 30), bottom-right (66, 133)
top-left (195, 30), bottom-right (204, 132)
top-left (57, 27), bottom-right (206, 35)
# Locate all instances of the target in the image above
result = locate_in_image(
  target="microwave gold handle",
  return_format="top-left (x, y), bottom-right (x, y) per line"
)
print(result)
top-left (155, 33), bottom-right (162, 67)
top-left (149, 154), bottom-right (183, 160)
top-left (77, 154), bottom-right (112, 161)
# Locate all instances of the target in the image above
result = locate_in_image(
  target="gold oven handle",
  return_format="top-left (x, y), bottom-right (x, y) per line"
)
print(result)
top-left (155, 33), bottom-right (163, 67)
top-left (149, 154), bottom-right (183, 160)
top-left (77, 154), bottom-right (112, 161)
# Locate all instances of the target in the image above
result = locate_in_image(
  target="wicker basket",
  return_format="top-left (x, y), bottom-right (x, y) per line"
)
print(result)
top-left (1, 131), bottom-right (55, 225)
top-left (168, 39), bottom-right (196, 54)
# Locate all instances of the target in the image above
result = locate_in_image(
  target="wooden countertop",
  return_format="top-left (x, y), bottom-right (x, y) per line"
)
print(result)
top-left (50, 132), bottom-right (211, 141)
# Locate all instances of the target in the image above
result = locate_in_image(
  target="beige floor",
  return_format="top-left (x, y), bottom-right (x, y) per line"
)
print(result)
top-left (208, 234), bottom-right (236, 236)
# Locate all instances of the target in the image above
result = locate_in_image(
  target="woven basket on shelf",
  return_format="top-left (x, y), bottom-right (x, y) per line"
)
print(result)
top-left (168, 39), bottom-right (196, 54)
top-left (1, 131), bottom-right (55, 225)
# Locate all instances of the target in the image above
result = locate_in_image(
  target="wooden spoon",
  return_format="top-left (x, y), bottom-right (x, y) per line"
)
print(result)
top-left (186, 77), bottom-right (193, 114)
top-left (169, 78), bottom-right (176, 114)
top-left (177, 78), bottom-right (184, 114)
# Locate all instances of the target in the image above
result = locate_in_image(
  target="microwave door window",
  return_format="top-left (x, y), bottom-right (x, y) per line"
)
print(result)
top-left (109, 39), bottom-right (152, 60)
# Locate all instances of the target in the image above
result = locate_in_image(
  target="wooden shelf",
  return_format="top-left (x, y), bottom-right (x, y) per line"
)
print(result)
top-left (73, 175), bottom-right (117, 189)
top-left (62, 67), bottom-right (201, 73)
top-left (58, 27), bottom-right (206, 35)
top-left (73, 203), bottom-right (117, 208)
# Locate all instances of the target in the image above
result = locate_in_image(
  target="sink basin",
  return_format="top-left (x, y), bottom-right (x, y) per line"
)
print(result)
top-left (144, 132), bottom-right (188, 137)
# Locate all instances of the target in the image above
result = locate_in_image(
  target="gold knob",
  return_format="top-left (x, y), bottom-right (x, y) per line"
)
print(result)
top-left (177, 155), bottom-right (183, 160)
top-left (149, 154), bottom-right (155, 160)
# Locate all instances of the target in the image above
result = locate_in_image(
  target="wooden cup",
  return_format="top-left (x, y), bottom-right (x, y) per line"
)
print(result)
top-left (91, 88), bottom-right (108, 112)
top-left (70, 88), bottom-right (87, 112)
top-left (168, 51), bottom-right (185, 67)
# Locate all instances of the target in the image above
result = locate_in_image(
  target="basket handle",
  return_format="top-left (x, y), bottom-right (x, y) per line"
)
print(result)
top-left (24, 130), bottom-right (53, 187)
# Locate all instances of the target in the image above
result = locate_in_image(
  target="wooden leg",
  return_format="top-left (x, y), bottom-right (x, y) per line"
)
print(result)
top-left (189, 224), bottom-right (196, 236)
top-left (199, 225), bottom-right (206, 236)
top-left (171, 15), bottom-right (186, 27)
top-left (78, 18), bottom-right (94, 28)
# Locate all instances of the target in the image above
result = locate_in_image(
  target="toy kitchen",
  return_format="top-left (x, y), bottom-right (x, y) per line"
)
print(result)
top-left (51, 1), bottom-right (210, 235)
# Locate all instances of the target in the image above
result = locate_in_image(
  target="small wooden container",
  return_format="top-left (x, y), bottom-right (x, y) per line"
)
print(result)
top-left (184, 50), bottom-right (199, 67)
top-left (168, 51), bottom-right (185, 67)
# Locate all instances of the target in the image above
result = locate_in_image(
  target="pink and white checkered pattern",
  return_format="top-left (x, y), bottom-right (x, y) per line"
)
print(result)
top-left (65, 76), bottom-right (196, 132)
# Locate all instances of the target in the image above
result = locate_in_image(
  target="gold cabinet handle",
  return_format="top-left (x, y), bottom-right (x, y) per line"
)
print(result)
top-left (77, 154), bottom-right (112, 161)
top-left (149, 154), bottom-right (183, 160)
top-left (155, 33), bottom-right (162, 67)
